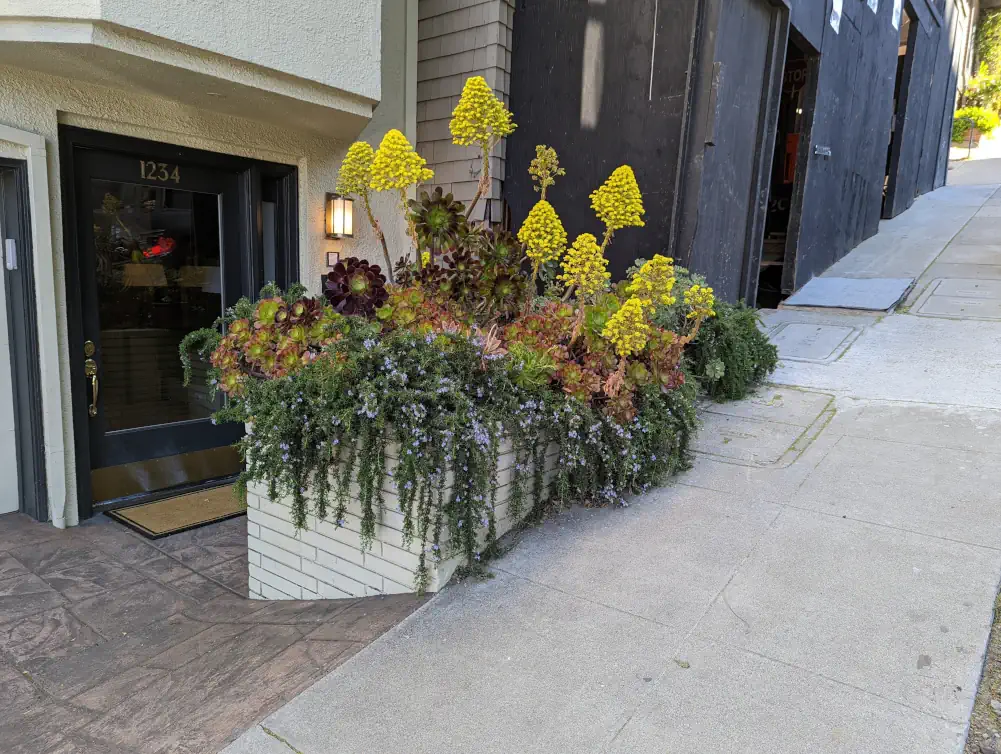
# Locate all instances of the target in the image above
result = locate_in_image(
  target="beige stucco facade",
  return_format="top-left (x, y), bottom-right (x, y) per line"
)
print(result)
top-left (0, 0), bottom-right (418, 525)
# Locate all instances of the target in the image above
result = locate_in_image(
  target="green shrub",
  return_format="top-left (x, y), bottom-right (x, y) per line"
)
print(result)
top-left (953, 107), bottom-right (1001, 142)
top-left (962, 63), bottom-right (1001, 112)
top-left (686, 302), bottom-right (778, 401)
top-left (627, 259), bottom-right (777, 401)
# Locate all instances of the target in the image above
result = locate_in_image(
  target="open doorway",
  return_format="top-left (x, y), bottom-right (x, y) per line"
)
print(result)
top-left (757, 31), bottom-right (819, 308)
top-left (883, 5), bottom-right (917, 217)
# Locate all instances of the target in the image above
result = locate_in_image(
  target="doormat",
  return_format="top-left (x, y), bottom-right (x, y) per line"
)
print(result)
top-left (781, 277), bottom-right (914, 312)
top-left (106, 485), bottom-right (244, 539)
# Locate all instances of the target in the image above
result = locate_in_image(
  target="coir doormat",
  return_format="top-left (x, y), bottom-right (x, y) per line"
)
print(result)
top-left (106, 485), bottom-right (244, 539)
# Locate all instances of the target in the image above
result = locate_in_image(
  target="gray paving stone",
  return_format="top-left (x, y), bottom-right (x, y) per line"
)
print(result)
top-left (231, 572), bottom-right (678, 754)
top-left (699, 386), bottom-right (832, 426)
top-left (771, 322), bottom-right (856, 360)
top-left (607, 638), bottom-right (967, 754)
top-left (696, 507), bottom-right (1000, 722)
top-left (692, 412), bottom-right (804, 466)
top-left (783, 277), bottom-right (914, 311)
top-left (792, 433), bottom-right (1001, 547)
top-left (498, 485), bottom-right (781, 629)
top-left (919, 294), bottom-right (1001, 318)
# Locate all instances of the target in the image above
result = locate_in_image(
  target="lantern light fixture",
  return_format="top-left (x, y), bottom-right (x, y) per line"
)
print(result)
top-left (325, 193), bottom-right (354, 239)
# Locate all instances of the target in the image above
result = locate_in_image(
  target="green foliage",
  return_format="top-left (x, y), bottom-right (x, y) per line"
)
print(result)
top-left (953, 107), bottom-right (1001, 141)
top-left (963, 63), bottom-right (1001, 112)
top-left (219, 305), bottom-right (699, 593)
top-left (978, 11), bottom-right (1001, 76)
top-left (686, 302), bottom-right (778, 401)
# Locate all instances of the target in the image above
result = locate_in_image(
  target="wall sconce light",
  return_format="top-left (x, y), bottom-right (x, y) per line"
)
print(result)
top-left (325, 193), bottom-right (353, 239)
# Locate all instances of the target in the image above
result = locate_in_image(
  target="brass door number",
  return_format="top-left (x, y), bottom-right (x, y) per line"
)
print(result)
top-left (139, 160), bottom-right (180, 183)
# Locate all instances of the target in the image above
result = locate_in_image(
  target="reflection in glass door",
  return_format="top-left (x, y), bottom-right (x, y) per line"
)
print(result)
top-left (92, 181), bottom-right (223, 431)
top-left (75, 148), bottom-right (244, 506)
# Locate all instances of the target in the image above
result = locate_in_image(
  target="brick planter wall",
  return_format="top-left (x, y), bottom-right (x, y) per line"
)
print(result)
top-left (246, 438), bottom-right (558, 600)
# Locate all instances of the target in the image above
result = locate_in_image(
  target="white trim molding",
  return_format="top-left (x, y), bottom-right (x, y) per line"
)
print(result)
top-left (0, 123), bottom-right (72, 527)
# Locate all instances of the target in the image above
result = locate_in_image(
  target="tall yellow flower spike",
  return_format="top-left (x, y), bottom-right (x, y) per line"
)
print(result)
top-left (450, 76), bottom-right (517, 218)
top-left (336, 142), bottom-right (375, 197)
top-left (683, 284), bottom-right (717, 320)
top-left (450, 76), bottom-right (516, 148)
top-left (590, 165), bottom-right (645, 234)
top-left (370, 129), bottom-right (434, 192)
top-left (518, 200), bottom-right (567, 267)
top-left (626, 255), bottom-right (676, 308)
top-left (601, 297), bottom-right (650, 358)
top-left (558, 233), bottom-right (610, 299)
top-left (335, 140), bottom-right (395, 280)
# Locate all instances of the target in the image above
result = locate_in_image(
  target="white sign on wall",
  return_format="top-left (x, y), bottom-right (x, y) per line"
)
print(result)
top-left (831, 0), bottom-right (843, 33)
top-left (892, 0), bottom-right (903, 29)
top-left (868, 0), bottom-right (879, 12)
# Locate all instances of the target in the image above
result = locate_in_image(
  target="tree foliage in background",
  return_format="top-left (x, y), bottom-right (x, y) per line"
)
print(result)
top-left (978, 11), bottom-right (1001, 76)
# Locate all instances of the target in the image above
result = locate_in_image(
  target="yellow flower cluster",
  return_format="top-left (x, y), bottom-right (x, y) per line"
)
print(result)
top-left (336, 141), bottom-right (375, 197)
top-left (684, 284), bottom-right (717, 320)
top-left (590, 165), bottom-right (645, 233)
top-left (449, 76), bottom-right (516, 148)
top-left (602, 297), bottom-right (650, 358)
top-left (558, 233), bottom-right (609, 298)
top-left (518, 200), bottom-right (567, 265)
top-left (421, 251), bottom-right (431, 267)
top-left (370, 129), bottom-right (434, 192)
top-left (627, 255), bottom-right (676, 308)
top-left (529, 145), bottom-right (565, 200)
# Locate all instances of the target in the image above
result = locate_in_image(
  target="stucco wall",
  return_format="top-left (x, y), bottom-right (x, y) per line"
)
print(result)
top-left (0, 0), bottom-right (414, 523)
top-left (0, 0), bottom-right (381, 101)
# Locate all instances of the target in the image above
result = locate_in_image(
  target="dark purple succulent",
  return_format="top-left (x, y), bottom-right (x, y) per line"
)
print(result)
top-left (323, 257), bottom-right (388, 318)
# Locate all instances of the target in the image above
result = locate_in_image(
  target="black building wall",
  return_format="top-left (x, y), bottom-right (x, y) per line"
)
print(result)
top-left (504, 0), bottom-right (699, 281)
top-left (506, 0), bottom-right (973, 302)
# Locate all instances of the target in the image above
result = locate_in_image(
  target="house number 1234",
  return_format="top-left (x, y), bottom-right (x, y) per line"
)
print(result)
top-left (140, 160), bottom-right (180, 183)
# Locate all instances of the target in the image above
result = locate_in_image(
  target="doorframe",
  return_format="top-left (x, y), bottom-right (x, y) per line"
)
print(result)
top-left (672, 0), bottom-right (792, 304)
top-left (0, 158), bottom-right (48, 522)
top-left (780, 30), bottom-right (822, 296)
top-left (738, 1), bottom-right (791, 304)
top-left (883, 2), bottom-right (921, 219)
top-left (58, 126), bottom-right (299, 520)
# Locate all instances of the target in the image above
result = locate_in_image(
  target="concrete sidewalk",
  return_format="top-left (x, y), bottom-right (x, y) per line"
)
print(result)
top-left (225, 177), bottom-right (1001, 753)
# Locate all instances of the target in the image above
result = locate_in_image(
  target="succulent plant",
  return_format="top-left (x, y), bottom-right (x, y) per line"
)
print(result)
top-left (323, 257), bottom-right (388, 317)
top-left (442, 248), bottom-right (483, 304)
top-left (477, 228), bottom-right (524, 266)
top-left (409, 187), bottom-right (467, 250)
top-left (479, 266), bottom-right (526, 319)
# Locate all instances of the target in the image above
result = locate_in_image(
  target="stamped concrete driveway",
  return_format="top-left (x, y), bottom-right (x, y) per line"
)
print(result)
top-left (0, 512), bottom-right (423, 753)
top-left (224, 176), bottom-right (1001, 753)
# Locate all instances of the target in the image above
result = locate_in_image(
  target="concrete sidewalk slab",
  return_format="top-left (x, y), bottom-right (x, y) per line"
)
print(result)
top-left (227, 570), bottom-right (680, 754)
top-left (496, 484), bottom-right (781, 630)
top-left (607, 638), bottom-right (967, 754)
top-left (696, 507), bottom-right (1000, 723)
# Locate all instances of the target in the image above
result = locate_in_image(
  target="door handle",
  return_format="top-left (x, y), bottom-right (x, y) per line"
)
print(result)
top-left (84, 340), bottom-right (99, 418)
top-left (85, 358), bottom-right (99, 417)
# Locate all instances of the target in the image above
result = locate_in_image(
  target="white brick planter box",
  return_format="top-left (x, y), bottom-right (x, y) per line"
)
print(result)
top-left (246, 438), bottom-right (559, 600)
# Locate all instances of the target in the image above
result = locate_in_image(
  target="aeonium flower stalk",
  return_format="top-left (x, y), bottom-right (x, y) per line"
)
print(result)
top-left (517, 199), bottom-right (567, 295)
top-left (450, 76), bottom-right (516, 219)
top-left (336, 141), bottom-right (395, 282)
top-left (370, 129), bottom-right (434, 268)
top-left (590, 165), bottom-right (645, 252)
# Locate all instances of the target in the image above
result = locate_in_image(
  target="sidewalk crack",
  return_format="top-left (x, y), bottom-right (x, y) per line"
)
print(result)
top-left (261, 724), bottom-right (305, 754)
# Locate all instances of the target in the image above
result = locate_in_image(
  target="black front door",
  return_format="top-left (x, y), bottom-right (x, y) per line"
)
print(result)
top-left (61, 128), bottom-right (299, 517)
